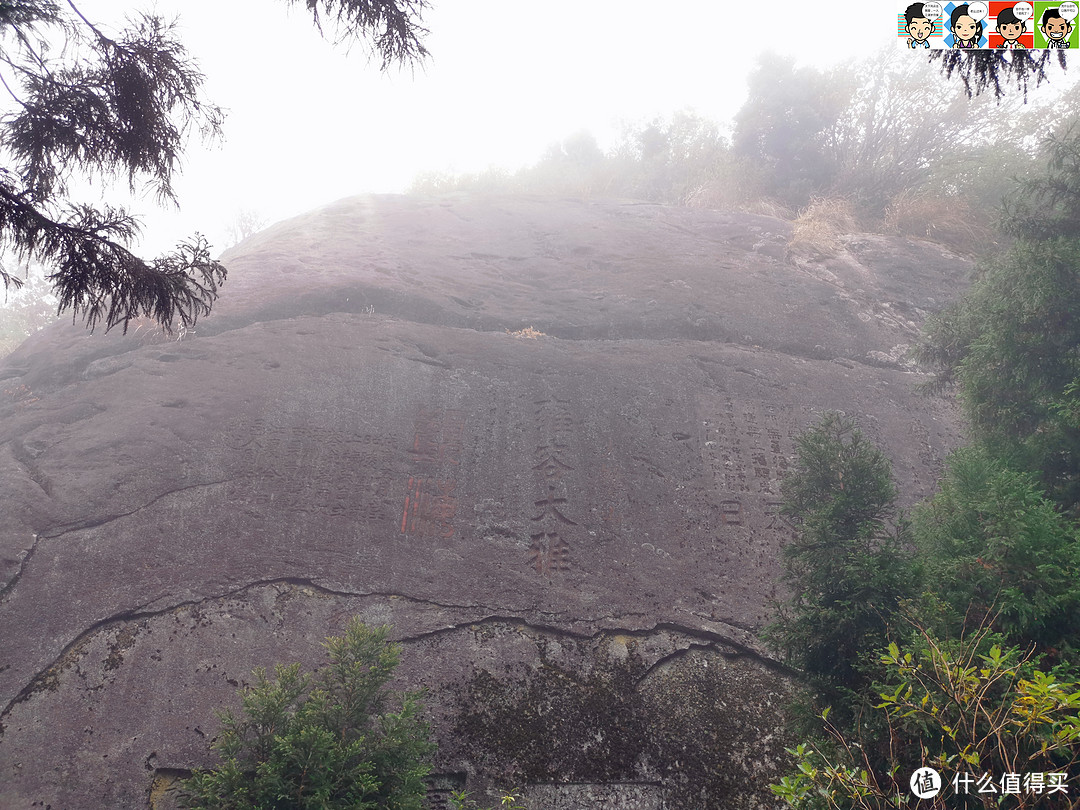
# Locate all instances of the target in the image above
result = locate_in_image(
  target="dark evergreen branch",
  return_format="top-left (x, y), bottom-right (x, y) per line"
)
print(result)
top-left (286, 0), bottom-right (430, 68)
top-left (0, 2), bottom-right (62, 31)
top-left (2, 12), bottom-right (225, 204)
top-left (0, 179), bottom-right (225, 332)
top-left (64, 0), bottom-right (109, 45)
top-left (0, 1), bottom-right (429, 333)
top-left (10, 24), bottom-right (53, 75)
top-left (0, 66), bottom-right (25, 107)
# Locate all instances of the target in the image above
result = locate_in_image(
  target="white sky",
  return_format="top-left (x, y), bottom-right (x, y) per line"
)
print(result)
top-left (61, 1), bottom-right (911, 255)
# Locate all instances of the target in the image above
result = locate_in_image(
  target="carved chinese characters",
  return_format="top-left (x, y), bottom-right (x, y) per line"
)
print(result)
top-left (529, 398), bottom-right (577, 575)
top-left (400, 407), bottom-right (466, 539)
top-left (700, 397), bottom-right (805, 542)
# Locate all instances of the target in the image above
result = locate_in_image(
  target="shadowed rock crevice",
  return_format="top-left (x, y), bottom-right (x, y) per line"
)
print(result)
top-left (0, 530), bottom-right (41, 600)
top-left (0, 477), bottom-right (237, 599)
top-left (0, 578), bottom-right (489, 727)
top-left (35, 479), bottom-right (237, 542)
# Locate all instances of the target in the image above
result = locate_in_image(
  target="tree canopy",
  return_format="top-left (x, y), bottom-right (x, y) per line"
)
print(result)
top-left (0, 0), bottom-right (428, 333)
top-left (769, 118), bottom-right (1080, 807)
top-left (917, 125), bottom-right (1080, 513)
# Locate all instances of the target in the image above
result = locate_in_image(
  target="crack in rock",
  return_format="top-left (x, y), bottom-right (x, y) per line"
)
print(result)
top-left (0, 576), bottom-right (504, 726)
top-left (0, 576), bottom-right (787, 734)
top-left (0, 478), bottom-right (236, 602)
top-left (36, 478), bottom-right (236, 542)
top-left (0, 532), bottom-right (43, 601)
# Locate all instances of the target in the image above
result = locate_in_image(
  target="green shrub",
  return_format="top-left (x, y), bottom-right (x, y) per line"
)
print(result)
top-left (764, 412), bottom-right (917, 710)
top-left (772, 625), bottom-right (1080, 810)
top-left (181, 620), bottom-right (434, 810)
top-left (449, 788), bottom-right (525, 810)
top-left (917, 129), bottom-right (1080, 514)
top-left (913, 447), bottom-right (1080, 654)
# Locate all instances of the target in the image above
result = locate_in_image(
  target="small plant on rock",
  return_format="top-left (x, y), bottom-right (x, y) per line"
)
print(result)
top-left (449, 787), bottom-right (526, 810)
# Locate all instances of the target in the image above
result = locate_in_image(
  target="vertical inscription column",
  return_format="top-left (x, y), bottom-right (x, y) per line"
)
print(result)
top-left (528, 398), bottom-right (576, 575)
top-left (701, 398), bottom-right (802, 547)
top-left (757, 403), bottom-right (793, 495)
top-left (399, 407), bottom-right (466, 539)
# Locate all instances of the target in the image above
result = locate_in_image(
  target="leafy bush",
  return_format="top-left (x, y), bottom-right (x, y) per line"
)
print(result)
top-left (1001, 123), bottom-right (1080, 242)
top-left (449, 788), bottom-right (525, 810)
top-left (770, 118), bottom-right (1080, 810)
top-left (772, 626), bottom-right (1080, 810)
top-left (181, 620), bottom-right (434, 810)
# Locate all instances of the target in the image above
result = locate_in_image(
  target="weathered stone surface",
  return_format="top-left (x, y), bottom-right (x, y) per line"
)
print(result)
top-left (0, 194), bottom-right (968, 809)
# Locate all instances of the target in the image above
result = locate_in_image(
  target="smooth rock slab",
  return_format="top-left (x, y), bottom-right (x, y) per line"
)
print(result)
top-left (0, 194), bottom-right (968, 809)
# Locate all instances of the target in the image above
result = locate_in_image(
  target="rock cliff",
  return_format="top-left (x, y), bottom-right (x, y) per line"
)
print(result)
top-left (0, 194), bottom-right (968, 809)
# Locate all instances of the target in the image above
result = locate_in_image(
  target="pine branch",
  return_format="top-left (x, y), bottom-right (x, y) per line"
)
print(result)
top-left (286, 0), bottom-right (430, 68)
top-left (2, 12), bottom-right (224, 204)
top-left (929, 50), bottom-right (1065, 101)
top-left (0, 2), bottom-right (429, 334)
top-left (0, 180), bottom-right (225, 332)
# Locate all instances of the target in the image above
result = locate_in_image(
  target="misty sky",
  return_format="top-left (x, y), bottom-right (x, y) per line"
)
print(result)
top-left (69, 1), bottom-right (909, 255)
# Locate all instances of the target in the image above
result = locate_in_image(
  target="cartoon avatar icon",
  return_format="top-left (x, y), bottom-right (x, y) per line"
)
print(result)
top-left (996, 5), bottom-right (1027, 48)
top-left (905, 2), bottom-right (934, 47)
top-left (1040, 8), bottom-right (1073, 47)
top-left (951, 4), bottom-right (983, 47)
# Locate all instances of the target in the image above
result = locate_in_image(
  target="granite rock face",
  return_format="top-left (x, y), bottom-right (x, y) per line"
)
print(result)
top-left (0, 195), bottom-right (968, 809)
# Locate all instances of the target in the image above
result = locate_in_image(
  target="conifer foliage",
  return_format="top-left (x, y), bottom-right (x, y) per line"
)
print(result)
top-left (0, 2), bottom-right (226, 332)
top-left (286, 0), bottom-right (429, 67)
top-left (764, 412), bottom-right (916, 699)
top-left (929, 49), bottom-right (1066, 100)
top-left (917, 126), bottom-right (1080, 514)
top-left (0, 1), bottom-right (428, 333)
top-left (181, 620), bottom-right (434, 810)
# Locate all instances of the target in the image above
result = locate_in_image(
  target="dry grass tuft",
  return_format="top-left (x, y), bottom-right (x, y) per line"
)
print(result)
top-left (127, 317), bottom-right (194, 343)
top-left (882, 190), bottom-right (992, 255)
top-left (736, 198), bottom-right (796, 220)
top-left (684, 179), bottom-right (795, 220)
top-left (788, 197), bottom-right (858, 258)
top-left (507, 326), bottom-right (546, 339)
top-left (800, 197), bottom-right (858, 231)
top-left (683, 180), bottom-right (735, 209)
